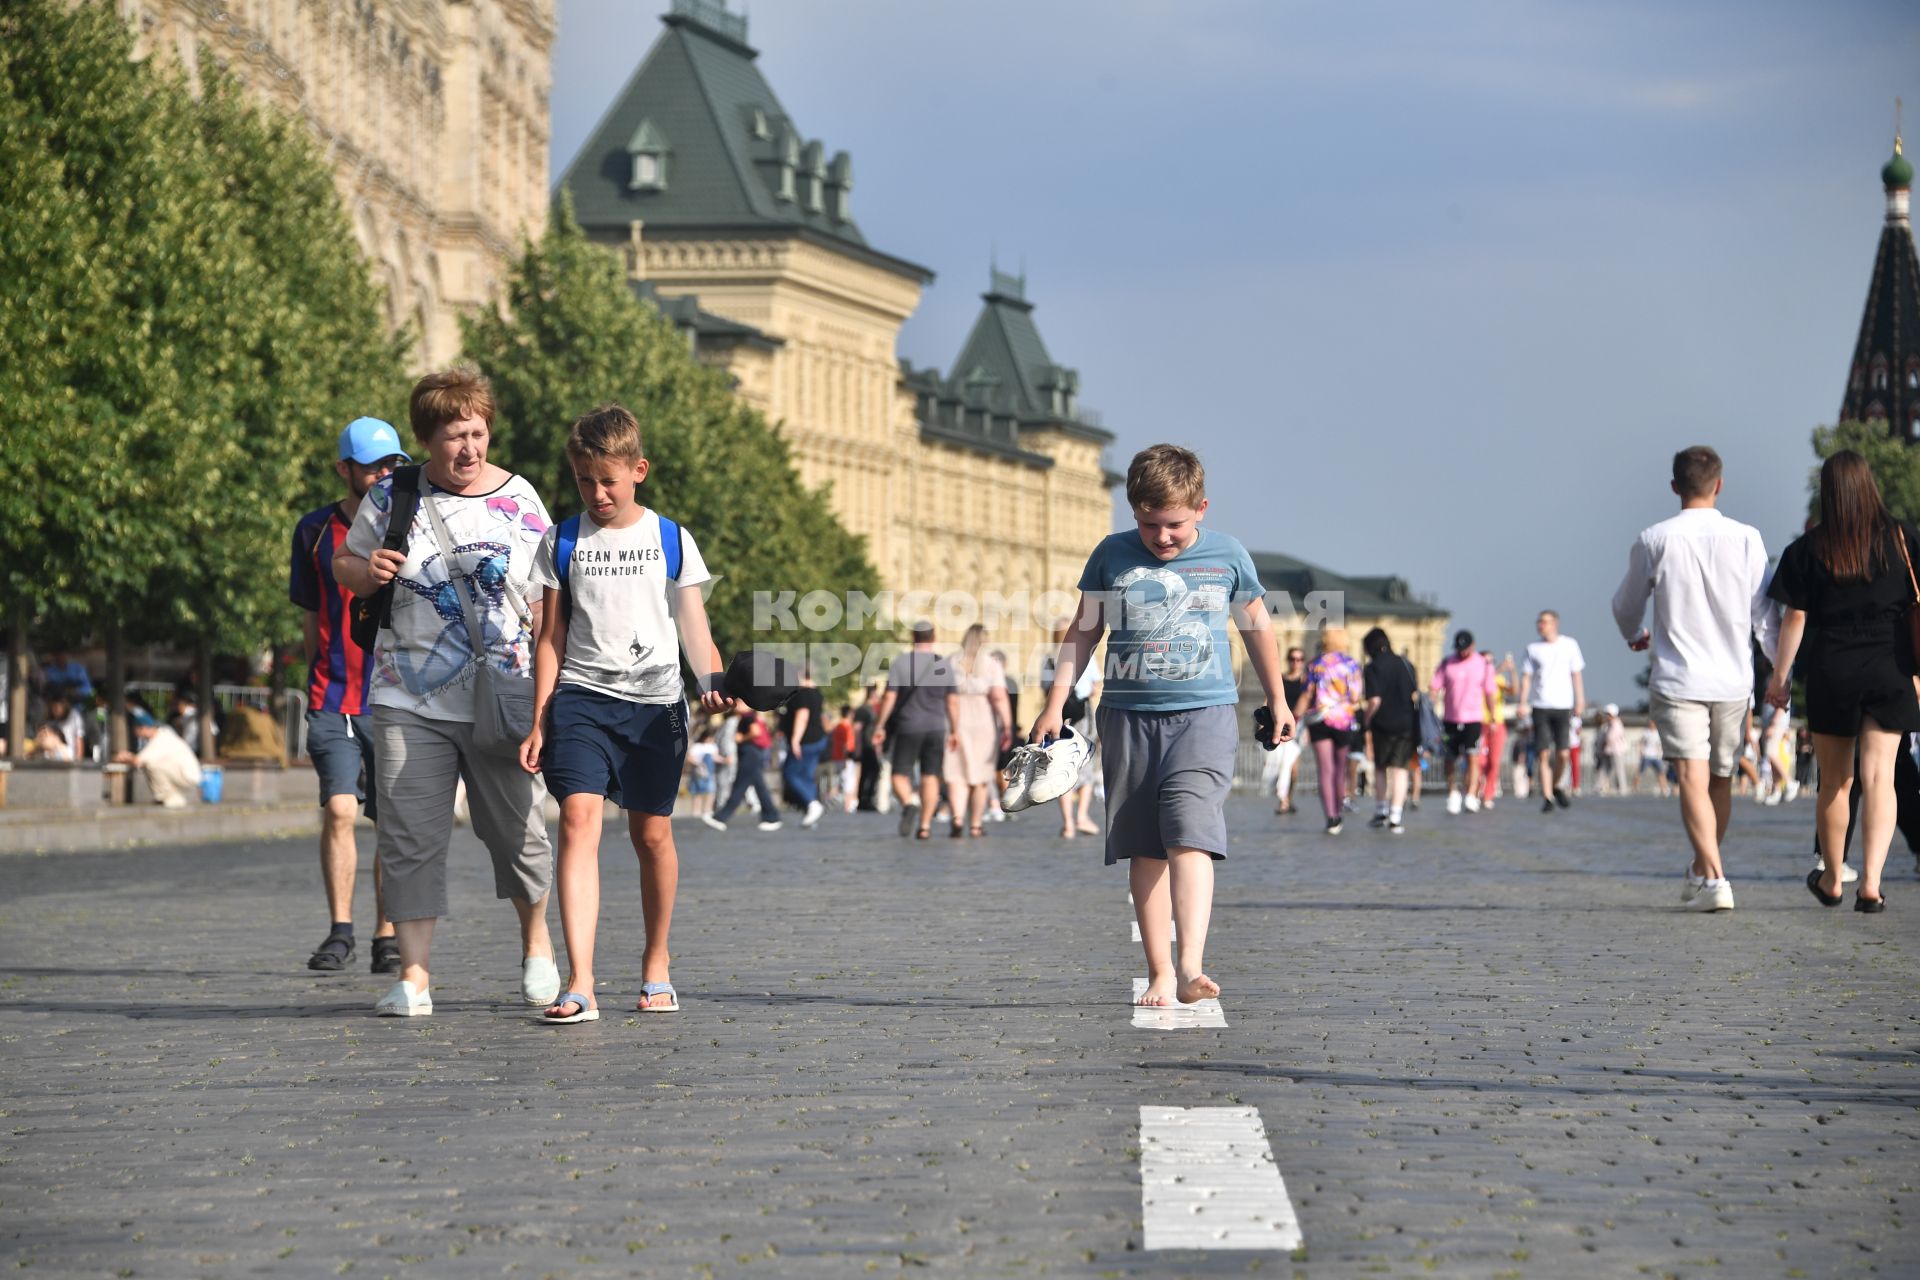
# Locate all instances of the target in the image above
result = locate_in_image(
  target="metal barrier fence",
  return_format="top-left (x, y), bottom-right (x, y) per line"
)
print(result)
top-left (123, 682), bottom-right (307, 762)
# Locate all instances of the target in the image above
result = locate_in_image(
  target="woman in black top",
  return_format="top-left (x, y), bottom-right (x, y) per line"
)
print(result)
top-left (1766, 450), bottom-right (1920, 912)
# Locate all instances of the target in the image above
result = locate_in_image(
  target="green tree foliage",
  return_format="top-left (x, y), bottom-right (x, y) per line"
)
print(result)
top-left (0, 0), bottom-right (406, 652)
top-left (1810, 421), bottom-right (1920, 523)
top-left (465, 197), bottom-right (882, 671)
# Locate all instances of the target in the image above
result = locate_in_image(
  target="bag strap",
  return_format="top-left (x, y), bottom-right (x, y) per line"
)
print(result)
top-left (1897, 524), bottom-right (1919, 606)
top-left (555, 514), bottom-right (582, 622)
top-left (659, 514), bottom-right (683, 583)
top-left (374, 467), bottom-right (422, 630)
top-left (420, 484), bottom-right (531, 654)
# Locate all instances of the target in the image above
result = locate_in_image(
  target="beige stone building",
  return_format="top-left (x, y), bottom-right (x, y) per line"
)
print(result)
top-left (108, 0), bottom-right (554, 368)
top-left (560, 0), bottom-right (1119, 681)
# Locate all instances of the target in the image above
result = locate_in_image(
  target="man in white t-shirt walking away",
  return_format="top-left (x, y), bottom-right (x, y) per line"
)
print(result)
top-left (1610, 446), bottom-right (1773, 913)
top-left (1519, 611), bottom-right (1585, 814)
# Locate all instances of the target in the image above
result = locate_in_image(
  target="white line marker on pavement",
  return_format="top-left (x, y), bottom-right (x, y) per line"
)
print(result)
top-left (1138, 1105), bottom-right (1302, 1251)
top-left (1131, 978), bottom-right (1225, 1029)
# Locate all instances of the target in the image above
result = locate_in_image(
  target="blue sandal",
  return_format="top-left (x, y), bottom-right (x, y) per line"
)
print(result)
top-left (637, 981), bottom-right (679, 1013)
top-left (543, 991), bottom-right (599, 1024)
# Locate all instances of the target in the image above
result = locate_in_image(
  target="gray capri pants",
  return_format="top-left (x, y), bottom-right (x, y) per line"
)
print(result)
top-left (1097, 703), bottom-right (1237, 866)
top-left (372, 705), bottom-right (553, 922)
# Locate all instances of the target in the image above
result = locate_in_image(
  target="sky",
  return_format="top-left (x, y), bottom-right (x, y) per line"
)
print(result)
top-left (550, 0), bottom-right (1920, 705)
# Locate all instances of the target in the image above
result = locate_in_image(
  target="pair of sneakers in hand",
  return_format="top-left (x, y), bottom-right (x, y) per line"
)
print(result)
top-left (1001, 728), bottom-right (1092, 812)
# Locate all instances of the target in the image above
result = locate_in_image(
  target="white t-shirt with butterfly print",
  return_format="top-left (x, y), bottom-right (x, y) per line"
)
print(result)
top-left (344, 472), bottom-right (552, 723)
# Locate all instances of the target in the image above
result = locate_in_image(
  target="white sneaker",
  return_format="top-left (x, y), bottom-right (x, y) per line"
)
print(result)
top-left (1016, 728), bottom-right (1092, 809)
top-left (1816, 858), bottom-right (1860, 885)
top-left (700, 814), bottom-right (727, 832)
top-left (1446, 790), bottom-right (1463, 815)
top-left (1686, 880), bottom-right (1735, 912)
top-left (757, 820), bottom-right (783, 832)
top-left (522, 955), bottom-right (561, 1006)
top-left (1785, 780), bottom-right (1801, 802)
top-left (986, 805), bottom-right (1007, 822)
top-left (802, 800), bottom-right (825, 828)
top-left (1463, 794), bottom-right (1481, 813)
top-left (374, 980), bottom-right (432, 1017)
top-left (1000, 744), bottom-right (1046, 811)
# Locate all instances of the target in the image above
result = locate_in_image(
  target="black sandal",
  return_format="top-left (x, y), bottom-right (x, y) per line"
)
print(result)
top-left (1805, 869), bottom-right (1843, 907)
top-left (915, 826), bottom-right (931, 839)
top-left (306, 933), bottom-right (354, 971)
top-left (1855, 893), bottom-right (1887, 914)
top-left (370, 936), bottom-right (401, 974)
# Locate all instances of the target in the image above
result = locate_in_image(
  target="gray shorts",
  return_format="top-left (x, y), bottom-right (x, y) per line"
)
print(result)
top-left (305, 709), bottom-right (376, 821)
top-left (1096, 703), bottom-right (1237, 865)
top-left (371, 705), bottom-right (553, 923)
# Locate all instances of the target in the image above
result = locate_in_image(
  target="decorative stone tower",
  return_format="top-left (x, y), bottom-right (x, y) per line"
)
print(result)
top-left (1840, 133), bottom-right (1920, 440)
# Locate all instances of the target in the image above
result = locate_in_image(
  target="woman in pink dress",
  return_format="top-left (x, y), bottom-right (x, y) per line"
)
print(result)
top-left (942, 624), bottom-right (1013, 837)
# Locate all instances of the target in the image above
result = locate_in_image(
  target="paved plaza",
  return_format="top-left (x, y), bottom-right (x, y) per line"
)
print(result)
top-left (2, 792), bottom-right (1917, 1278)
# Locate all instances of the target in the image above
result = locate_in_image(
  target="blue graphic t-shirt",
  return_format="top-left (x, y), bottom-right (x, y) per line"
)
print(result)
top-left (1078, 527), bottom-right (1265, 712)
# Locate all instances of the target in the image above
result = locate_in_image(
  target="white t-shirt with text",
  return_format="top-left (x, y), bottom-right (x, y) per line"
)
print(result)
top-left (1523, 635), bottom-right (1585, 710)
top-left (529, 509), bottom-right (712, 705)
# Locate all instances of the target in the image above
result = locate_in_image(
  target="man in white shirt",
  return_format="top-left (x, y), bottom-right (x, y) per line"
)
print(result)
top-left (1519, 611), bottom-right (1585, 814)
top-left (1610, 445), bottom-right (1772, 913)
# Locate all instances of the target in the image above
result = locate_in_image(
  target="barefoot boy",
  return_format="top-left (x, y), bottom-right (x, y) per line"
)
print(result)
top-left (1031, 445), bottom-right (1292, 1006)
top-left (520, 406), bottom-right (733, 1023)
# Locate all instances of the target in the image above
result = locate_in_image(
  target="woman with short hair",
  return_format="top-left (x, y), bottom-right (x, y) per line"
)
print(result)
top-left (335, 368), bottom-right (559, 1015)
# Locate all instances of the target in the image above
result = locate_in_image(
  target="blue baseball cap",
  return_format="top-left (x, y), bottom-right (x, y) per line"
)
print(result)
top-left (337, 417), bottom-right (410, 465)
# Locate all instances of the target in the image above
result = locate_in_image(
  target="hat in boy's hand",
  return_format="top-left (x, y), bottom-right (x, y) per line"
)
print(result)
top-left (717, 649), bottom-right (802, 711)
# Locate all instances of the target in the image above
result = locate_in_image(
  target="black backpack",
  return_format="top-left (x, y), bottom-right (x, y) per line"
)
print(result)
top-left (347, 466), bottom-right (423, 651)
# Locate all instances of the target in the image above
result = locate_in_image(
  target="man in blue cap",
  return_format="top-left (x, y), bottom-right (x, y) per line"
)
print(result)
top-left (289, 417), bottom-right (410, 973)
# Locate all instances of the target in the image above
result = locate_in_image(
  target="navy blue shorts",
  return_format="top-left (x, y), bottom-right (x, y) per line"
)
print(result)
top-left (306, 709), bottom-right (376, 822)
top-left (542, 686), bottom-right (688, 815)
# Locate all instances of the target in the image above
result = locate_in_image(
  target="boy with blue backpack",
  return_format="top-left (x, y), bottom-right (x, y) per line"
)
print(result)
top-left (519, 405), bottom-right (734, 1023)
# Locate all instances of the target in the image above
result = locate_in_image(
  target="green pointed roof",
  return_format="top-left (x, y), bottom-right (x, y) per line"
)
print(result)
top-left (558, 1), bottom-right (931, 282)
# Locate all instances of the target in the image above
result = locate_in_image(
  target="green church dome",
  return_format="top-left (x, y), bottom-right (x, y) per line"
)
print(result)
top-left (1885, 140), bottom-right (1914, 190)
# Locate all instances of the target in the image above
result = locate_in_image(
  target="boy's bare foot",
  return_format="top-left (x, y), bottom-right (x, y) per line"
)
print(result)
top-left (1136, 976), bottom-right (1176, 1006)
top-left (1177, 973), bottom-right (1220, 1003)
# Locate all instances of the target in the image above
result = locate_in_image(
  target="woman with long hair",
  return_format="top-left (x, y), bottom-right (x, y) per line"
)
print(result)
top-left (1766, 450), bottom-right (1920, 913)
top-left (1295, 627), bottom-right (1363, 834)
top-left (942, 623), bottom-right (1013, 837)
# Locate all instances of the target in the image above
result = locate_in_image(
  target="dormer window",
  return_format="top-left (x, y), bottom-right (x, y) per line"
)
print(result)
top-left (751, 107), bottom-right (770, 139)
top-left (802, 141), bottom-right (826, 214)
top-left (1872, 356), bottom-right (1889, 390)
top-left (776, 132), bottom-right (799, 203)
top-left (626, 119), bottom-right (668, 191)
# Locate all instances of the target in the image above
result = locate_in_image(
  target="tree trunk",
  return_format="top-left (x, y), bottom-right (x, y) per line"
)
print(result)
top-left (197, 638), bottom-right (216, 762)
top-left (6, 615), bottom-right (26, 763)
top-left (106, 623), bottom-right (129, 804)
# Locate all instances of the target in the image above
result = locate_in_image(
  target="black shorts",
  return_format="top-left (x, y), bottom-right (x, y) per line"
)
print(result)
top-left (1372, 731), bottom-right (1417, 768)
top-left (889, 729), bottom-right (945, 779)
top-left (1532, 708), bottom-right (1572, 752)
top-left (1307, 721), bottom-right (1349, 746)
top-left (1442, 721), bottom-right (1483, 760)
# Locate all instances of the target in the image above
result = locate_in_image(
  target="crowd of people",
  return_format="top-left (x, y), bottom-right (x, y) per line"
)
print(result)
top-left (15, 383), bottom-right (1913, 1015)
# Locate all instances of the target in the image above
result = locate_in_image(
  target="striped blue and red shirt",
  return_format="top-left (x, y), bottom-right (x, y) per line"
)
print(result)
top-left (291, 504), bottom-right (373, 715)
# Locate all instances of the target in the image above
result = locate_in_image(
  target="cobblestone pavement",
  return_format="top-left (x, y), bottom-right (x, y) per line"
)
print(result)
top-left (2, 792), bottom-right (1916, 1279)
